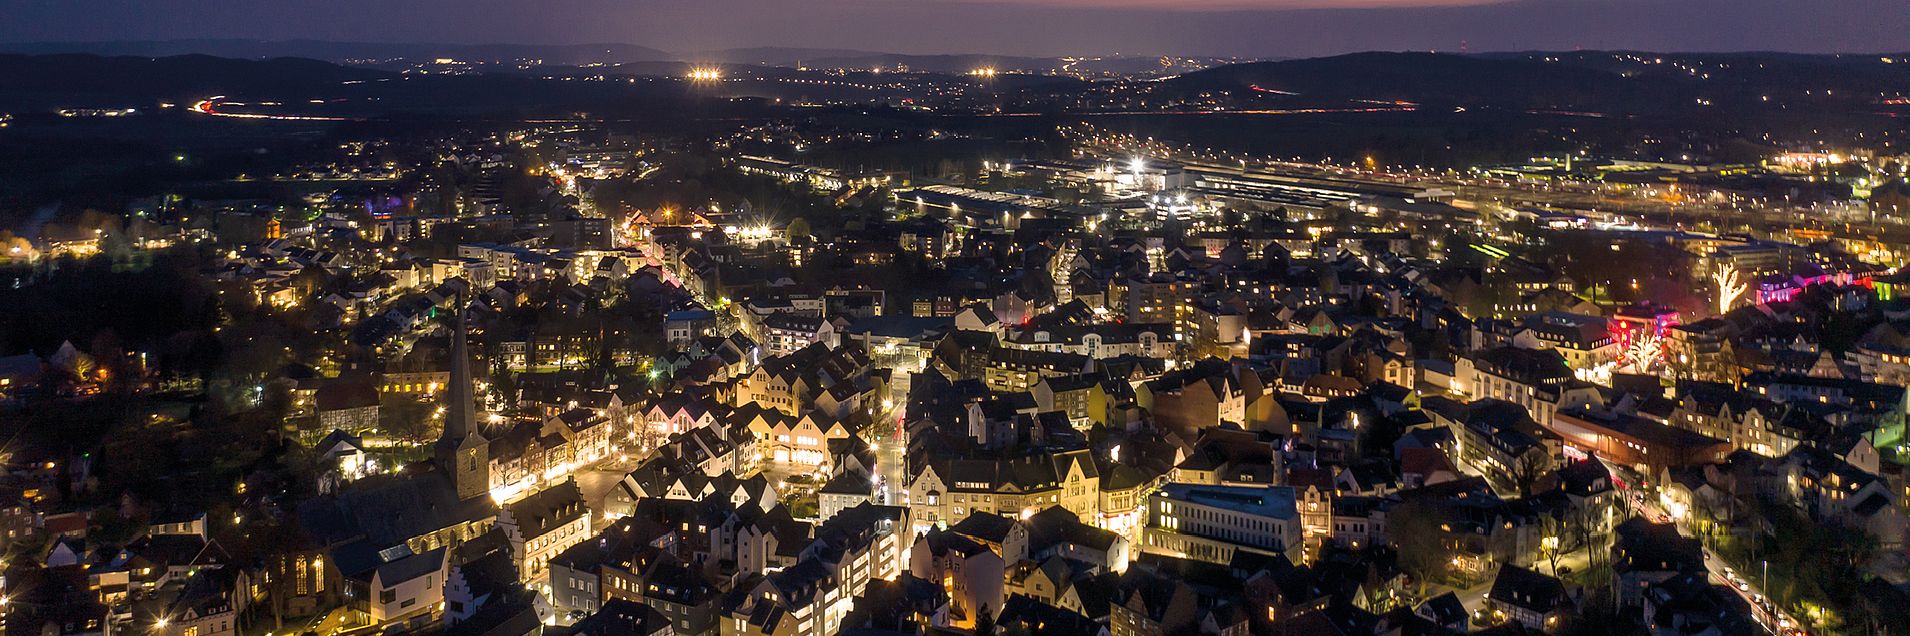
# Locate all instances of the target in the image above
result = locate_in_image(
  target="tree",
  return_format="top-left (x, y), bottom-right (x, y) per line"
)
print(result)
top-left (973, 603), bottom-right (995, 635)
top-left (1621, 329), bottom-right (1664, 375)
top-left (1557, 587), bottom-right (1640, 636)
top-left (1712, 265), bottom-right (1748, 316)
top-left (1539, 513), bottom-right (1568, 575)
top-left (1509, 448), bottom-right (1556, 497)
top-left (786, 217), bottom-right (812, 241)
top-left (1388, 499), bottom-right (1456, 593)
top-left (1566, 503), bottom-right (1611, 575)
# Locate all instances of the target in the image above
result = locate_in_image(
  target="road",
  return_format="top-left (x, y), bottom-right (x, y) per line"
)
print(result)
top-left (189, 96), bottom-right (352, 122)
top-left (1438, 545), bottom-right (1591, 625)
top-left (1070, 123), bottom-right (1910, 246)
top-left (1448, 579), bottom-right (1493, 623)
top-left (575, 464), bottom-right (630, 519)
top-left (872, 396), bottom-right (909, 506)
top-left (1431, 495), bottom-right (1793, 634)
top-left (1628, 494), bottom-right (1799, 635)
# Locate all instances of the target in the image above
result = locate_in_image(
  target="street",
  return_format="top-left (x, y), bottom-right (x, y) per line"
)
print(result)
top-left (576, 464), bottom-right (631, 519)
top-left (1629, 493), bottom-right (1800, 635)
top-left (872, 395), bottom-right (909, 506)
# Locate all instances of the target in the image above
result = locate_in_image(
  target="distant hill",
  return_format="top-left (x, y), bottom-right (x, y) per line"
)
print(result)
top-left (804, 53), bottom-right (1057, 74)
top-left (1490, 51), bottom-right (1910, 98)
top-left (0, 40), bottom-right (676, 65)
top-left (688, 47), bottom-right (888, 66)
top-left (5, 49), bottom-right (1902, 123)
top-left (1164, 52), bottom-right (1666, 110)
top-left (0, 53), bottom-right (801, 120)
top-left (0, 54), bottom-right (392, 107)
top-left (686, 49), bottom-right (1234, 76)
top-left (0, 40), bottom-right (1224, 76)
top-left (1162, 51), bottom-right (1910, 114)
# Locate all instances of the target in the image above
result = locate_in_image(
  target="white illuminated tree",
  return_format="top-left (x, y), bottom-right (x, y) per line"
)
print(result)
top-left (1624, 330), bottom-right (1664, 374)
top-left (1713, 265), bottom-right (1748, 315)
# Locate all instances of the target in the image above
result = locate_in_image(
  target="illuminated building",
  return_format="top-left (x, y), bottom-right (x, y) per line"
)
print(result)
top-left (1142, 483), bottom-right (1302, 565)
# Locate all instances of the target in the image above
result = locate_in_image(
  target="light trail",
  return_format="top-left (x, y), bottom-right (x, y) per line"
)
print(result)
top-left (189, 96), bottom-right (354, 122)
top-left (977, 105), bottom-right (1419, 117)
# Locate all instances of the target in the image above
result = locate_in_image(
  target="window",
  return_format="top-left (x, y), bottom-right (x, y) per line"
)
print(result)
top-left (295, 558), bottom-right (309, 596)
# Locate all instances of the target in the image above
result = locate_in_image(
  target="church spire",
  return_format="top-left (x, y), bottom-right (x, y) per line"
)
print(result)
top-left (436, 296), bottom-right (490, 501)
top-left (441, 302), bottom-right (479, 443)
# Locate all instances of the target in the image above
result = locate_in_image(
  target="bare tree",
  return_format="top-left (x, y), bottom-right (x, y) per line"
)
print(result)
top-left (1509, 448), bottom-right (1557, 498)
top-left (1540, 513), bottom-right (1567, 575)
top-left (1623, 329), bottom-right (1664, 374)
top-left (1389, 499), bottom-right (1457, 595)
top-left (1713, 265), bottom-right (1748, 315)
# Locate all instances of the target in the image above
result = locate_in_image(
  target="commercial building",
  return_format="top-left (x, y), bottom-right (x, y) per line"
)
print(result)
top-left (1141, 483), bottom-right (1302, 564)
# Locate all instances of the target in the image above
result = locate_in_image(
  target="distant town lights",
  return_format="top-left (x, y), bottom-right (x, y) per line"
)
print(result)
top-left (968, 68), bottom-right (998, 78)
top-left (687, 67), bottom-right (724, 81)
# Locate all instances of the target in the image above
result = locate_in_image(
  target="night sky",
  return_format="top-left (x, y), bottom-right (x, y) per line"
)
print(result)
top-left (1, 0), bottom-right (1906, 57)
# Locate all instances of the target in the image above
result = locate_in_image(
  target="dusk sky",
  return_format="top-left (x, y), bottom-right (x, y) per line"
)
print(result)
top-left (2, 0), bottom-right (1907, 57)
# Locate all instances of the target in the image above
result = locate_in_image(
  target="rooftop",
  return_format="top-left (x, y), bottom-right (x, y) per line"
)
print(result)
top-left (1155, 483), bottom-right (1297, 519)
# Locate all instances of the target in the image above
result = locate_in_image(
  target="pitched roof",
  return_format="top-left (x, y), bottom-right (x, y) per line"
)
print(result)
top-left (1027, 506), bottom-right (1121, 553)
top-left (298, 465), bottom-right (497, 552)
top-left (373, 546), bottom-right (445, 585)
top-left (1489, 565), bottom-right (1569, 615)
top-left (1417, 591), bottom-right (1467, 625)
top-left (1613, 518), bottom-right (1703, 574)
top-left (948, 512), bottom-right (1017, 545)
top-left (503, 479), bottom-right (588, 539)
top-left (314, 375), bottom-right (380, 411)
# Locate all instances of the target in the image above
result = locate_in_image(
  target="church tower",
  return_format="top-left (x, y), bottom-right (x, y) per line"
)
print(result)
top-left (435, 302), bottom-right (491, 501)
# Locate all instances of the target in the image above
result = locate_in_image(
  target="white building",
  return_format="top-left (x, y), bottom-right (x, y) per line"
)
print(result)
top-left (1141, 483), bottom-right (1302, 565)
top-left (497, 479), bottom-right (592, 583)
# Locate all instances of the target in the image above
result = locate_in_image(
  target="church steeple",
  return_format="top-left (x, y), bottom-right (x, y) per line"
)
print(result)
top-left (435, 299), bottom-right (491, 501)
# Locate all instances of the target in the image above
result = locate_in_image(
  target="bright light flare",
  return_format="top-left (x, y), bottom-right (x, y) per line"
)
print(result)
top-left (687, 67), bottom-right (724, 81)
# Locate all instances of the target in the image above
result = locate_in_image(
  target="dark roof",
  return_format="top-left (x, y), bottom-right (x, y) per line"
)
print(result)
top-left (1026, 506), bottom-right (1121, 553)
top-left (1614, 518), bottom-right (1703, 574)
top-left (1489, 565), bottom-right (1570, 615)
top-left (314, 375), bottom-right (381, 411)
top-left (297, 464), bottom-right (497, 552)
top-left (451, 544), bottom-right (520, 599)
top-left (549, 516), bottom-right (671, 573)
top-left (316, 429), bottom-right (366, 456)
top-left (1554, 459), bottom-right (1612, 497)
top-left (1559, 407), bottom-right (1728, 451)
top-left (445, 590), bottom-right (542, 636)
top-left (995, 594), bottom-right (1101, 635)
top-left (1417, 591), bottom-right (1467, 625)
top-left (817, 471), bottom-right (869, 496)
top-left (374, 546), bottom-right (446, 585)
top-left (563, 598), bottom-right (671, 636)
top-left (1643, 572), bottom-right (1761, 636)
top-left (1471, 347), bottom-right (1570, 384)
top-left (503, 479), bottom-right (588, 539)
